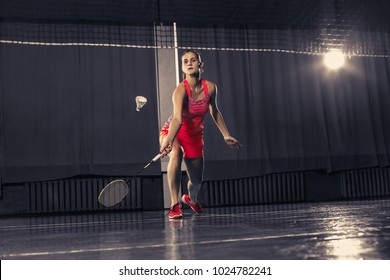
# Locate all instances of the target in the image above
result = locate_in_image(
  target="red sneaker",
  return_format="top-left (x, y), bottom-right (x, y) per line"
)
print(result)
top-left (182, 194), bottom-right (203, 213)
top-left (168, 203), bottom-right (182, 219)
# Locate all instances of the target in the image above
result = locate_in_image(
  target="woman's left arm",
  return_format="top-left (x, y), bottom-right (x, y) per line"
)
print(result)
top-left (208, 82), bottom-right (242, 149)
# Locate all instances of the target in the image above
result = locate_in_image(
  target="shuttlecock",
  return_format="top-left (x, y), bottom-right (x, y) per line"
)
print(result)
top-left (135, 96), bottom-right (147, 111)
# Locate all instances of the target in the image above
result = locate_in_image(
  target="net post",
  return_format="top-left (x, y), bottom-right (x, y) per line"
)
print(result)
top-left (173, 22), bottom-right (180, 85)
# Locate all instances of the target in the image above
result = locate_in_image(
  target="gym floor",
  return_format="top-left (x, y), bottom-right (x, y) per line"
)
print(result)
top-left (1, 198), bottom-right (390, 260)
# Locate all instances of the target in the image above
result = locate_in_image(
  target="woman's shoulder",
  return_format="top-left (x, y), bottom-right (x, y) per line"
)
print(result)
top-left (172, 82), bottom-right (187, 98)
top-left (202, 79), bottom-right (216, 91)
top-left (174, 82), bottom-right (187, 92)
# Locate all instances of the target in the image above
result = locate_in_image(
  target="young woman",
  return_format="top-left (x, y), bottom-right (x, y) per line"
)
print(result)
top-left (160, 49), bottom-right (242, 219)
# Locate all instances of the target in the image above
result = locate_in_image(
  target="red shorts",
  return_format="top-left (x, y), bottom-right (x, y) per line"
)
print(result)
top-left (160, 123), bottom-right (204, 158)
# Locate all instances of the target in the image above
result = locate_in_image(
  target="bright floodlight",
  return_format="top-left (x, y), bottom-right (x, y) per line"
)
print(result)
top-left (323, 50), bottom-right (346, 70)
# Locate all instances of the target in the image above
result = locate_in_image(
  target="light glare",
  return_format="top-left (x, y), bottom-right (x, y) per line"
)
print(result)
top-left (324, 50), bottom-right (346, 70)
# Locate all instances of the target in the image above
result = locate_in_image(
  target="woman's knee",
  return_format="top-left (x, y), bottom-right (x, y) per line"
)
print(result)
top-left (168, 147), bottom-right (183, 162)
top-left (189, 177), bottom-right (202, 187)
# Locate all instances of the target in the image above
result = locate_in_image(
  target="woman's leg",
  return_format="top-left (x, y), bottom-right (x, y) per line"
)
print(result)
top-left (166, 139), bottom-right (183, 206)
top-left (183, 157), bottom-right (204, 203)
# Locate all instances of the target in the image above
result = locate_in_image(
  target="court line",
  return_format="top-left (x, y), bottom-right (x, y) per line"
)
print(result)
top-left (0, 230), bottom-right (362, 258)
top-left (0, 204), bottom-right (383, 231)
top-left (0, 217), bottom-right (166, 231)
top-left (0, 212), bottom-right (334, 231)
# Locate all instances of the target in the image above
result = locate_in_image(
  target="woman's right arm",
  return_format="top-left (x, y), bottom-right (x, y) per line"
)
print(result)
top-left (160, 84), bottom-right (186, 156)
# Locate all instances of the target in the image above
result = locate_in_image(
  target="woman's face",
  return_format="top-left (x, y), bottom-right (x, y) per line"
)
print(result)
top-left (182, 52), bottom-right (201, 76)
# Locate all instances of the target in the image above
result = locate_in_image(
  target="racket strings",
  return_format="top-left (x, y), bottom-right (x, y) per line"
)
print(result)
top-left (98, 180), bottom-right (129, 207)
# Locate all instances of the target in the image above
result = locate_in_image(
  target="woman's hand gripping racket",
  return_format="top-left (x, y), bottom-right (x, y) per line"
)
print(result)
top-left (98, 153), bottom-right (162, 207)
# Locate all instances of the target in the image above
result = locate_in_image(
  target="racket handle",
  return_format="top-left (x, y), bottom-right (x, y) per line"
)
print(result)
top-left (143, 153), bottom-right (162, 169)
top-left (151, 153), bottom-right (162, 162)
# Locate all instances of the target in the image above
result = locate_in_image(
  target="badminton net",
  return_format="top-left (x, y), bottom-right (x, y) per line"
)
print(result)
top-left (1, 0), bottom-right (390, 57)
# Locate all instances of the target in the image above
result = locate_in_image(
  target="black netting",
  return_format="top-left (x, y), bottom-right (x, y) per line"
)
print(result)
top-left (0, 0), bottom-right (159, 24)
top-left (1, 0), bottom-right (389, 30)
top-left (1, 0), bottom-right (390, 56)
top-left (0, 21), bottom-right (155, 46)
top-left (158, 0), bottom-right (321, 28)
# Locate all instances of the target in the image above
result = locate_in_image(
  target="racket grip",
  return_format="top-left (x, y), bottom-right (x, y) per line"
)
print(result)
top-left (152, 153), bottom-right (162, 162)
top-left (142, 153), bottom-right (162, 169)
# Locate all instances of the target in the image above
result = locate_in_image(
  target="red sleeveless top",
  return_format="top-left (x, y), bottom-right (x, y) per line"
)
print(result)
top-left (180, 78), bottom-right (210, 136)
top-left (160, 79), bottom-right (210, 158)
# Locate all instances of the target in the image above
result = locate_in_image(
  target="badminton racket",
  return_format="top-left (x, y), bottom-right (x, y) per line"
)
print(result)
top-left (98, 153), bottom-right (162, 207)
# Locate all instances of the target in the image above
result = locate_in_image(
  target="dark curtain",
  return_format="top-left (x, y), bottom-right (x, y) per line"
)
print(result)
top-left (2, 0), bottom-right (390, 183)
top-left (0, 0), bottom-right (159, 23)
top-left (0, 43), bottom-right (160, 183)
top-left (200, 50), bottom-right (390, 180)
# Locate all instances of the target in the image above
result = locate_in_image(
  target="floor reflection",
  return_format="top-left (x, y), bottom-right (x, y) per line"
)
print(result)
top-left (299, 201), bottom-right (390, 260)
top-left (1, 198), bottom-right (389, 259)
top-left (164, 219), bottom-right (184, 259)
